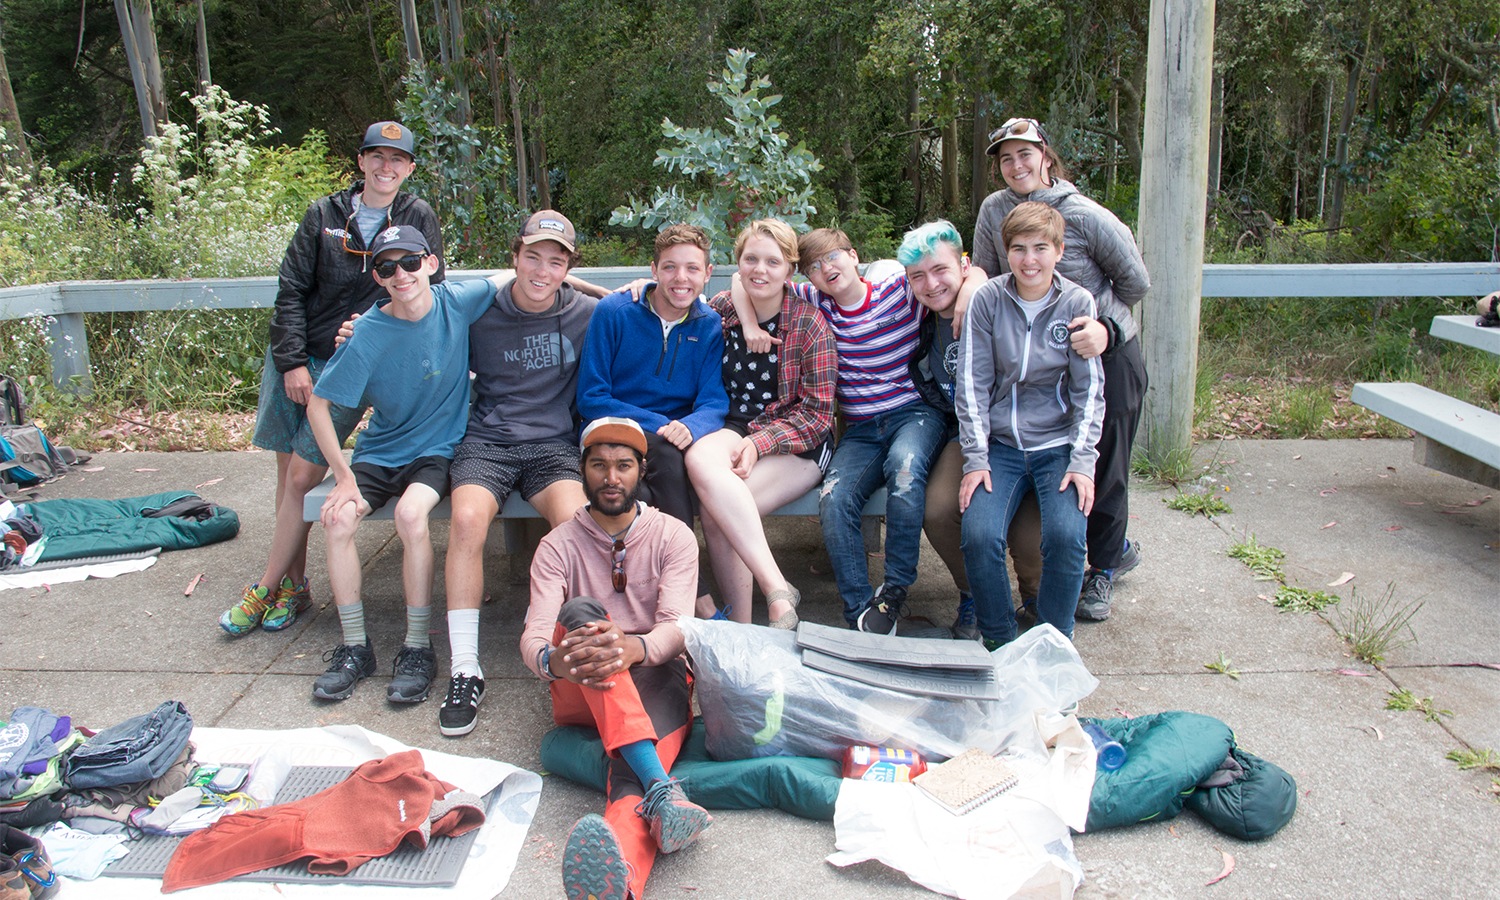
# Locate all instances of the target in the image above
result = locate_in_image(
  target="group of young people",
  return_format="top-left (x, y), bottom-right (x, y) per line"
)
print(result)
top-left (218, 115), bottom-right (1149, 900)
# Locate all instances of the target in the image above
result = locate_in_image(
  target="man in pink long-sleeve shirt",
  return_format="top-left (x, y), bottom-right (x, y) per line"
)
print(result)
top-left (520, 416), bottom-right (711, 900)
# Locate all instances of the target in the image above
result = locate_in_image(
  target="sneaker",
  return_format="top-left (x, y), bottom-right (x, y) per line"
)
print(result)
top-left (312, 640), bottom-right (375, 701)
top-left (438, 673), bottom-right (486, 737)
top-left (855, 583), bottom-right (908, 636)
top-left (562, 814), bottom-right (632, 900)
top-left (1015, 598), bottom-right (1039, 628)
top-left (1114, 540), bottom-right (1142, 579)
top-left (388, 645), bottom-right (437, 703)
top-left (219, 584), bottom-right (272, 636)
top-left (951, 593), bottom-right (981, 641)
top-left (634, 778), bottom-right (712, 854)
top-left (261, 577), bottom-right (313, 632)
top-left (1077, 569), bottom-right (1113, 621)
top-left (1, 825), bottom-right (57, 900)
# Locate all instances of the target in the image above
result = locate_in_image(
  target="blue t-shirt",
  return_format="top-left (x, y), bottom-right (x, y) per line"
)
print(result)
top-left (315, 279), bottom-right (494, 467)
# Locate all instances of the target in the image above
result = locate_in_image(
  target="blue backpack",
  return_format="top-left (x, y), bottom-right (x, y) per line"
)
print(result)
top-left (0, 375), bottom-right (72, 487)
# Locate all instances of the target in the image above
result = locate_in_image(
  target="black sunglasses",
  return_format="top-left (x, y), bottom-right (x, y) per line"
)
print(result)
top-left (373, 254), bottom-right (426, 279)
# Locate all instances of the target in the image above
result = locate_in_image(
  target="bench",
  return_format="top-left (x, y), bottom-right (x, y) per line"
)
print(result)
top-left (1352, 315), bottom-right (1500, 488)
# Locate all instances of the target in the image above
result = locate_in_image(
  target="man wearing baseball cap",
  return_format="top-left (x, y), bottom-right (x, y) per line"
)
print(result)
top-left (225, 120), bottom-right (443, 643)
top-left (520, 416), bottom-right (711, 900)
top-left (437, 209), bottom-right (605, 738)
top-left (304, 225), bottom-right (510, 707)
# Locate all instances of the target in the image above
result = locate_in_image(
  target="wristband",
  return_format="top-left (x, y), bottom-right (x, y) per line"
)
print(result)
top-left (539, 646), bottom-right (559, 681)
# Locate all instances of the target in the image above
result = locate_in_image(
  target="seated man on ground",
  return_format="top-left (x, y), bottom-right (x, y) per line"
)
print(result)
top-left (956, 202), bottom-right (1104, 649)
top-left (575, 224), bottom-right (728, 528)
top-left (520, 417), bottom-right (710, 900)
top-left (438, 210), bottom-right (599, 738)
top-left (306, 226), bottom-right (508, 704)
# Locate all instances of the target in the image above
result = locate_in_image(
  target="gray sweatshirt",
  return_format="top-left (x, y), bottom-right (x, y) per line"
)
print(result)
top-left (464, 282), bottom-right (597, 446)
top-left (972, 179), bottom-right (1150, 344)
top-left (956, 273), bottom-right (1106, 478)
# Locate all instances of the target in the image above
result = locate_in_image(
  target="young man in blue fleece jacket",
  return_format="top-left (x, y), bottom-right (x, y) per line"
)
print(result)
top-left (576, 224), bottom-right (728, 526)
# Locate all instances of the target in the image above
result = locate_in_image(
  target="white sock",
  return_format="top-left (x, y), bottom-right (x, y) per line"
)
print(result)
top-left (447, 608), bottom-right (483, 678)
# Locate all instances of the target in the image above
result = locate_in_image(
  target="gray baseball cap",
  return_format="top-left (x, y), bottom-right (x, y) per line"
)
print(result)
top-left (360, 121), bottom-right (415, 158)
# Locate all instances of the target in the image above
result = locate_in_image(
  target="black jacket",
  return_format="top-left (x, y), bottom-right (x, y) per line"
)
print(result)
top-left (269, 181), bottom-right (445, 373)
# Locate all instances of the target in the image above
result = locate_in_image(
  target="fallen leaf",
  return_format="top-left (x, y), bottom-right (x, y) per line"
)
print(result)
top-left (144, 610), bottom-right (154, 617)
top-left (1328, 572), bottom-right (1355, 587)
top-left (195, 477), bottom-right (224, 488)
top-left (81, 466), bottom-right (105, 472)
top-left (183, 573), bottom-right (204, 596)
top-left (1336, 668), bottom-right (1371, 676)
top-left (1383, 525), bottom-right (1404, 532)
top-left (1293, 454), bottom-right (1302, 460)
top-left (134, 467), bottom-right (158, 472)
top-left (1321, 521), bottom-right (1337, 529)
top-left (1168, 825), bottom-right (1181, 838)
top-left (1319, 488), bottom-right (1338, 497)
top-left (1462, 495), bottom-right (1492, 507)
top-left (1400, 500), bottom-right (1425, 506)
top-left (1206, 849), bottom-right (1235, 886)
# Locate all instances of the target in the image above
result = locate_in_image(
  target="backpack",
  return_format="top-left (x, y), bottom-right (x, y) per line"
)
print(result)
top-left (0, 374), bottom-right (76, 487)
top-left (1, 374), bottom-right (25, 426)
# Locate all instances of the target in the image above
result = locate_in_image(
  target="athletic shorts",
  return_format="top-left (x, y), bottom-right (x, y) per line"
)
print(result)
top-left (449, 441), bottom-right (582, 507)
top-left (723, 421), bottom-right (834, 474)
top-left (250, 348), bottom-right (366, 467)
top-left (351, 455), bottom-right (450, 514)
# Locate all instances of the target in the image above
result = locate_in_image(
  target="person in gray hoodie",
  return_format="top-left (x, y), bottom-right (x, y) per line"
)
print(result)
top-left (971, 116), bottom-right (1150, 624)
top-left (439, 210), bottom-right (601, 738)
top-left (957, 202), bottom-right (1105, 649)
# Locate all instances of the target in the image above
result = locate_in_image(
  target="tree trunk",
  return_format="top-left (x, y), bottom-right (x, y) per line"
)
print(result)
top-left (905, 79), bottom-right (922, 220)
top-left (113, 0), bottom-right (158, 141)
top-left (446, 0), bottom-right (470, 126)
top-left (940, 71), bottom-right (958, 215)
top-left (1328, 55), bottom-right (1361, 230)
top-left (193, 0), bottom-right (211, 94)
top-left (504, 28), bottom-right (529, 210)
top-left (970, 93), bottom-right (990, 228)
top-left (130, 0), bottom-right (167, 123)
top-left (1316, 75), bottom-right (1332, 221)
top-left (0, 30), bottom-right (33, 169)
top-left (399, 0), bottom-right (423, 65)
top-left (531, 98), bottom-right (551, 210)
top-left (432, 0), bottom-right (450, 67)
top-left (1207, 69), bottom-right (1222, 197)
top-left (485, 28), bottom-right (506, 132)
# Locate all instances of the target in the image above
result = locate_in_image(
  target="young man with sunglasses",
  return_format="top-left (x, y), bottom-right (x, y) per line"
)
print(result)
top-left (305, 226), bottom-right (506, 704)
top-left (226, 121), bottom-right (443, 639)
top-left (520, 417), bottom-right (709, 900)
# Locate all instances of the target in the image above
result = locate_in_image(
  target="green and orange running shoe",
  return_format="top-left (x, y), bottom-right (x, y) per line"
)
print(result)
top-left (261, 577), bottom-right (313, 632)
top-left (219, 583), bottom-right (272, 636)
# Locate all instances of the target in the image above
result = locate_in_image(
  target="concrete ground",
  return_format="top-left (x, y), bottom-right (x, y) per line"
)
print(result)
top-left (2, 438), bottom-right (1496, 898)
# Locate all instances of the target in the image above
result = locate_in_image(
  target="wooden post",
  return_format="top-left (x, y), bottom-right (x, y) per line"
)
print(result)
top-left (1137, 0), bottom-right (1215, 466)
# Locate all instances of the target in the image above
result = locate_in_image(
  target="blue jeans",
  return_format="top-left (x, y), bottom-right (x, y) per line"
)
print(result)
top-left (64, 700), bottom-right (194, 789)
top-left (819, 403), bottom-right (948, 624)
top-left (961, 442), bottom-right (1088, 645)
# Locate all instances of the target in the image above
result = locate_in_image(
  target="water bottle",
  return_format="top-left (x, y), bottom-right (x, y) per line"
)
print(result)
top-left (1082, 722), bottom-right (1127, 771)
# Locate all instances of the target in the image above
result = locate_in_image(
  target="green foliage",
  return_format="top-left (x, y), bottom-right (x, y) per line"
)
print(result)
top-left (1273, 585), bottom-right (1339, 613)
top-left (1204, 652), bottom-right (1242, 679)
top-left (1385, 688), bottom-right (1451, 723)
top-left (1336, 583), bottom-right (1422, 666)
top-left (1228, 534), bottom-right (1286, 582)
top-left (611, 50), bottom-right (823, 264)
top-left (396, 65), bottom-right (517, 267)
top-left (1446, 748), bottom-right (1500, 772)
top-left (577, 236), bottom-right (651, 268)
top-left (1165, 491), bottom-right (1233, 517)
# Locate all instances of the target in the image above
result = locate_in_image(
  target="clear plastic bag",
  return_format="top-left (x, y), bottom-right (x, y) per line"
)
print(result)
top-left (681, 618), bottom-right (1098, 762)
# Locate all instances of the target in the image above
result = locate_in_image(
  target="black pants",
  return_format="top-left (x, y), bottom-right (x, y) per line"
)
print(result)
top-left (1089, 336), bottom-right (1147, 571)
top-left (640, 431), bottom-right (697, 527)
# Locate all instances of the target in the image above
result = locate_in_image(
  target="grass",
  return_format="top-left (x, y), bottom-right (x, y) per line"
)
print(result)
top-left (1228, 533), bottom-right (1286, 581)
top-left (1204, 651), bottom-right (1241, 679)
top-left (1385, 688), bottom-right (1452, 723)
top-left (1335, 583), bottom-right (1423, 665)
top-left (1446, 748), bottom-right (1500, 771)
top-left (1166, 491), bottom-right (1233, 517)
top-left (1273, 585), bottom-right (1340, 613)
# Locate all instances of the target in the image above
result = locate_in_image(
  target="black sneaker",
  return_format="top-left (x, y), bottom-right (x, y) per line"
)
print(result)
top-left (1076, 569), bottom-right (1113, 621)
top-left (438, 673), bottom-right (486, 737)
top-left (388, 645), bottom-right (437, 703)
top-left (1114, 540), bottom-right (1142, 579)
top-left (312, 640), bottom-right (376, 701)
top-left (856, 584), bottom-right (908, 635)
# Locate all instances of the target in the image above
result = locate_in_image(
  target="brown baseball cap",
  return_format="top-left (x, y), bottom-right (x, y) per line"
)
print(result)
top-left (580, 417), bottom-right (647, 457)
top-left (520, 210), bottom-right (577, 253)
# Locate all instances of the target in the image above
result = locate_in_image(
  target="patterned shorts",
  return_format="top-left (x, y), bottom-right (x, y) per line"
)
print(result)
top-left (449, 441), bottom-right (582, 506)
top-left (250, 348), bottom-right (365, 467)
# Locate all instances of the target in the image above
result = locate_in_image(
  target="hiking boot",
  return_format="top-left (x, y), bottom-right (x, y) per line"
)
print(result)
top-left (1076, 569), bottom-right (1113, 621)
top-left (634, 778), bottom-right (712, 854)
top-left (1114, 540), bottom-right (1142, 579)
top-left (261, 576), bottom-right (313, 632)
top-left (0, 826), bottom-right (57, 900)
top-left (856, 583), bottom-right (908, 636)
top-left (562, 814), bottom-right (632, 900)
top-left (219, 584), bottom-right (272, 636)
top-left (387, 645), bottom-right (436, 703)
top-left (312, 640), bottom-right (375, 701)
top-left (951, 593), bottom-right (981, 641)
top-left (438, 673), bottom-right (486, 737)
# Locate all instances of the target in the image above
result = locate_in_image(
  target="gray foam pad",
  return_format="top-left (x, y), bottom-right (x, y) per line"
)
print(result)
top-left (796, 620), bottom-right (994, 670)
top-left (800, 648), bottom-right (1002, 701)
top-left (20, 547), bottom-right (161, 572)
top-left (102, 765), bottom-right (491, 887)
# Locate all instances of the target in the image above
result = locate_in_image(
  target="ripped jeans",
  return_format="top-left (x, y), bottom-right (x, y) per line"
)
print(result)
top-left (818, 402), bottom-right (948, 623)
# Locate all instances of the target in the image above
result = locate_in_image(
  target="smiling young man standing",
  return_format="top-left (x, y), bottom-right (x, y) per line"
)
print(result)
top-left (437, 210), bottom-right (598, 738)
top-left (575, 224), bottom-right (728, 527)
top-left (226, 121), bottom-right (444, 639)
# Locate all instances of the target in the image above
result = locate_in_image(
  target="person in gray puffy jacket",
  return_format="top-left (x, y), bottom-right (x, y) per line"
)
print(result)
top-left (972, 116), bottom-right (1150, 623)
top-left (957, 202), bottom-right (1105, 648)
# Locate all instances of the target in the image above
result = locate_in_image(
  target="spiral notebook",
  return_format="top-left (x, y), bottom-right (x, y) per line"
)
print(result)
top-left (913, 748), bottom-right (1020, 815)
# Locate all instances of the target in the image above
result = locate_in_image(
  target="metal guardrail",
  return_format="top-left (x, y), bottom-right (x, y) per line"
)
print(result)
top-left (3, 262), bottom-right (1497, 393)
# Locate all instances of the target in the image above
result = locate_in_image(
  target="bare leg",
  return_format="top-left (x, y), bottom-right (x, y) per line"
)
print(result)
top-left (324, 493), bottom-right (369, 609)
top-left (393, 483), bottom-right (443, 609)
top-left (444, 485), bottom-right (499, 613)
top-left (527, 478), bottom-right (588, 528)
top-left (260, 453), bottom-right (328, 588)
top-left (700, 506), bottom-right (754, 622)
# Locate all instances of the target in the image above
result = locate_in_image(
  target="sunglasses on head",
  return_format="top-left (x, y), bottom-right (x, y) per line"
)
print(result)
top-left (988, 117), bottom-right (1051, 146)
top-left (373, 254), bottom-right (427, 279)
